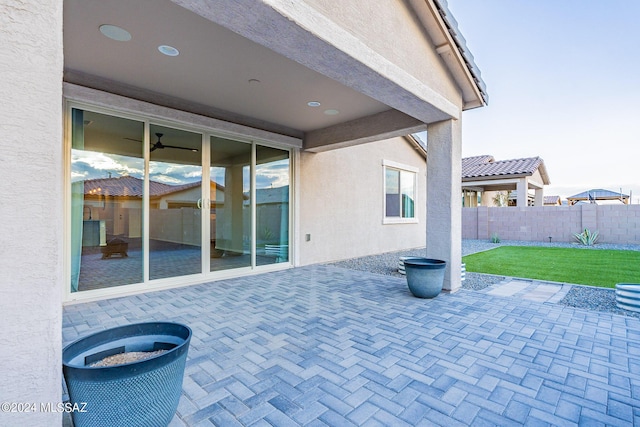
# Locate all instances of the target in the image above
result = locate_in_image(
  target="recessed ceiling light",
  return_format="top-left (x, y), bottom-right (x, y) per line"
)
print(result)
top-left (99, 24), bottom-right (131, 42)
top-left (324, 109), bottom-right (340, 115)
top-left (307, 101), bottom-right (321, 107)
top-left (158, 45), bottom-right (179, 57)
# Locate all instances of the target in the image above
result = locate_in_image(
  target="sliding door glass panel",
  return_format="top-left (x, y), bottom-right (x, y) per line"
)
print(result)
top-left (255, 146), bottom-right (290, 266)
top-left (210, 136), bottom-right (251, 271)
top-left (70, 109), bottom-right (144, 292)
top-left (149, 125), bottom-right (202, 280)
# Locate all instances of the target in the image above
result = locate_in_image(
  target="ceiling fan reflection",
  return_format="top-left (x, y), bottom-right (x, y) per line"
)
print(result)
top-left (124, 133), bottom-right (199, 152)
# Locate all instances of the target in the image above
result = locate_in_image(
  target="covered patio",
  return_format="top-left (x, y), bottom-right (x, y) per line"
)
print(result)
top-left (63, 266), bottom-right (640, 426)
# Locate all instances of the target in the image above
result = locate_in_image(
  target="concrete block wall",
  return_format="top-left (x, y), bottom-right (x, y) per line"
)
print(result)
top-left (596, 205), bottom-right (640, 244)
top-left (461, 208), bottom-right (478, 239)
top-left (462, 205), bottom-right (640, 244)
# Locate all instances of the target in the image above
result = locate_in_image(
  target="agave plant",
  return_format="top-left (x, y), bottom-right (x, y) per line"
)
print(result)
top-left (574, 228), bottom-right (599, 246)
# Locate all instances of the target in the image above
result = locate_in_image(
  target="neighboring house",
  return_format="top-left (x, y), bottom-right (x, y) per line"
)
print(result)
top-left (544, 195), bottom-right (562, 206)
top-left (462, 155), bottom-right (550, 207)
top-left (567, 189), bottom-right (630, 205)
top-left (2, 0), bottom-right (487, 417)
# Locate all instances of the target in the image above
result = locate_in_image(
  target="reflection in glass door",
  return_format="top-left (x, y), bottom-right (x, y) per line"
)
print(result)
top-left (70, 107), bottom-right (293, 296)
top-left (256, 146), bottom-right (290, 266)
top-left (70, 108), bottom-right (144, 292)
top-left (148, 125), bottom-right (203, 280)
top-left (210, 136), bottom-right (252, 271)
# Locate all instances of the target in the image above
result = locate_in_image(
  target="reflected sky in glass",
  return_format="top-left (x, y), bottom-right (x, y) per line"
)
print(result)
top-left (75, 150), bottom-right (289, 189)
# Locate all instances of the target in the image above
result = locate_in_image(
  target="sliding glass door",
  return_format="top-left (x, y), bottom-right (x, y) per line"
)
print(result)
top-left (256, 146), bottom-right (290, 266)
top-left (69, 106), bottom-right (291, 296)
top-left (210, 136), bottom-right (252, 271)
top-left (148, 125), bottom-right (203, 280)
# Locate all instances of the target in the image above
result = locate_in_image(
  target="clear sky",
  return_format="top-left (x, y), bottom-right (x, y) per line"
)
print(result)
top-left (446, 0), bottom-right (640, 202)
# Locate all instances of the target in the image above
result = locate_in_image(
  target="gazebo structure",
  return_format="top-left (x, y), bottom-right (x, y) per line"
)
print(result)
top-left (567, 189), bottom-right (630, 205)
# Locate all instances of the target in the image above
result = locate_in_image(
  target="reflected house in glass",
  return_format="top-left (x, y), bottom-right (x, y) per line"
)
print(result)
top-left (77, 171), bottom-right (292, 289)
top-left (81, 175), bottom-right (225, 248)
top-left (82, 174), bottom-right (289, 258)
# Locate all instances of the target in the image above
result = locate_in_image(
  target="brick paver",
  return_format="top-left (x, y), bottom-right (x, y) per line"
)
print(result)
top-left (63, 265), bottom-right (640, 426)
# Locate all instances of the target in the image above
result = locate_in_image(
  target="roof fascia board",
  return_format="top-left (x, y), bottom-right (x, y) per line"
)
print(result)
top-left (463, 177), bottom-right (545, 190)
top-left (408, 0), bottom-right (487, 110)
top-left (537, 162), bottom-right (551, 185)
top-left (462, 177), bottom-right (527, 187)
top-left (404, 135), bottom-right (428, 158)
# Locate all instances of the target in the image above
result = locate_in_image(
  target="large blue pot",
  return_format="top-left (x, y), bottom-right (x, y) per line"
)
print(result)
top-left (63, 322), bottom-right (191, 427)
top-left (404, 258), bottom-right (446, 298)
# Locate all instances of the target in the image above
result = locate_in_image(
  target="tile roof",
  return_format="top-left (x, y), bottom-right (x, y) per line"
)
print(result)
top-left (83, 176), bottom-right (208, 197)
top-left (462, 155), bottom-right (494, 174)
top-left (462, 155), bottom-right (547, 182)
top-left (544, 195), bottom-right (561, 204)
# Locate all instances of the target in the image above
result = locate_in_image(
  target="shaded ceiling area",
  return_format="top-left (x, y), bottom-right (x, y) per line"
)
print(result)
top-left (63, 0), bottom-right (392, 139)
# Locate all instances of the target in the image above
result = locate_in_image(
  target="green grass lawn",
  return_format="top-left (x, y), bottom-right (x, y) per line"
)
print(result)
top-left (462, 246), bottom-right (640, 288)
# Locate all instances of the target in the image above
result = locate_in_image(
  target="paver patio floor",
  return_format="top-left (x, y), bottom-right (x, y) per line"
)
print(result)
top-left (62, 265), bottom-right (640, 426)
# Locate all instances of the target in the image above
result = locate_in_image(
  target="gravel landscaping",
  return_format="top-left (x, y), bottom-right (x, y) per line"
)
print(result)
top-left (328, 239), bottom-right (640, 319)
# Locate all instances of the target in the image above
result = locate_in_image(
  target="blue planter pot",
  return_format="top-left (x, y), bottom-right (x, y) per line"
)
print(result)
top-left (63, 322), bottom-right (191, 427)
top-left (404, 258), bottom-right (446, 298)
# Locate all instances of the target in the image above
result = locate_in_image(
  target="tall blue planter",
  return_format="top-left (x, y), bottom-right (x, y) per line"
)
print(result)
top-left (404, 258), bottom-right (446, 298)
top-left (63, 322), bottom-right (191, 427)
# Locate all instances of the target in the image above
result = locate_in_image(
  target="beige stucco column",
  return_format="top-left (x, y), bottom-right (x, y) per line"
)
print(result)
top-left (426, 118), bottom-right (462, 292)
top-left (0, 0), bottom-right (63, 425)
top-left (517, 178), bottom-right (528, 206)
top-left (534, 188), bottom-right (544, 206)
top-left (481, 191), bottom-right (492, 206)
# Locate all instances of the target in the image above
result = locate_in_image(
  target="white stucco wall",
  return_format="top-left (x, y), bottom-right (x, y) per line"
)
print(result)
top-left (298, 137), bottom-right (426, 265)
top-left (0, 1), bottom-right (63, 425)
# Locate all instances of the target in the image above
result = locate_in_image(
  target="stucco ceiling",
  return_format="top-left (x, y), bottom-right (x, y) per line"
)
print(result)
top-left (63, 0), bottom-right (390, 136)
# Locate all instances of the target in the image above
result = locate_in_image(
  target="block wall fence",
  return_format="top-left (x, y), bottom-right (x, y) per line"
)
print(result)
top-left (462, 204), bottom-right (640, 244)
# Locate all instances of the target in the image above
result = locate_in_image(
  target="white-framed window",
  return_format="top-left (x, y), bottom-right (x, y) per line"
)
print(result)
top-left (383, 160), bottom-right (418, 224)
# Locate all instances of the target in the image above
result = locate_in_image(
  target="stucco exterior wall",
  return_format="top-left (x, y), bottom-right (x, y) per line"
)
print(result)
top-left (304, 0), bottom-right (462, 108)
top-left (299, 137), bottom-right (426, 264)
top-left (0, 0), bottom-right (63, 425)
top-left (531, 169), bottom-right (545, 186)
top-left (463, 205), bottom-right (640, 244)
